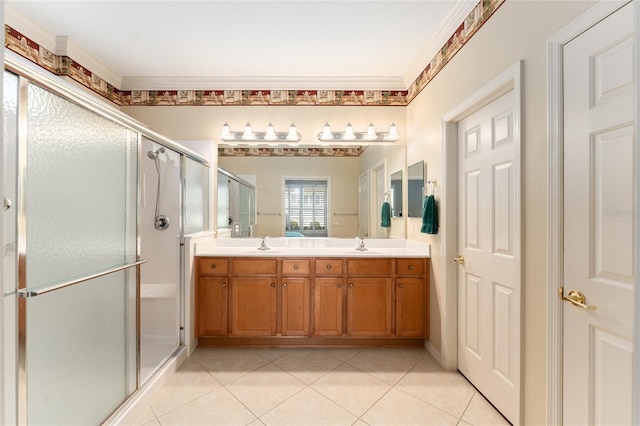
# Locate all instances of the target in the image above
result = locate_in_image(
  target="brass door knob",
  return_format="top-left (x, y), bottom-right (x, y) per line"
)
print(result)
top-left (562, 289), bottom-right (597, 311)
top-left (454, 255), bottom-right (465, 265)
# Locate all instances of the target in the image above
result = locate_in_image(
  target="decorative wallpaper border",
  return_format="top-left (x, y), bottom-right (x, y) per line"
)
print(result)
top-left (218, 147), bottom-right (366, 157)
top-left (4, 0), bottom-right (504, 108)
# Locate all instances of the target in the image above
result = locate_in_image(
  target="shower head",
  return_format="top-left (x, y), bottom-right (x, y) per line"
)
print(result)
top-left (147, 147), bottom-right (166, 159)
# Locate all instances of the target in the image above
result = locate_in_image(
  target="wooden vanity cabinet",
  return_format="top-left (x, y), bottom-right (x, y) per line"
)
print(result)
top-left (229, 259), bottom-right (277, 336)
top-left (395, 259), bottom-right (429, 338)
top-left (281, 259), bottom-right (311, 336)
top-left (196, 258), bottom-right (229, 337)
top-left (196, 255), bottom-right (429, 345)
top-left (346, 259), bottom-right (393, 337)
top-left (313, 259), bottom-right (344, 336)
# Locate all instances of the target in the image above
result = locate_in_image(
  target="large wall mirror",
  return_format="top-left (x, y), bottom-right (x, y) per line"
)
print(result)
top-left (407, 160), bottom-right (425, 217)
top-left (218, 145), bottom-right (405, 238)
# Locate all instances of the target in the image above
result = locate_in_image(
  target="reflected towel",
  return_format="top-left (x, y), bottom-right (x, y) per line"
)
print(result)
top-left (420, 194), bottom-right (438, 234)
top-left (381, 201), bottom-right (391, 228)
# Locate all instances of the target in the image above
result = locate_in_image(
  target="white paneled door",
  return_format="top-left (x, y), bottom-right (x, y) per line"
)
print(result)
top-left (457, 89), bottom-right (518, 423)
top-left (562, 3), bottom-right (635, 425)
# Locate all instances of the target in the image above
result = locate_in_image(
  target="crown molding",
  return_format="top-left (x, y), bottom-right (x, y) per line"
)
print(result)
top-left (5, 4), bottom-right (56, 52)
top-left (56, 36), bottom-right (122, 89)
top-left (403, 0), bottom-right (478, 86)
top-left (121, 75), bottom-right (407, 91)
top-left (6, 5), bottom-right (123, 89)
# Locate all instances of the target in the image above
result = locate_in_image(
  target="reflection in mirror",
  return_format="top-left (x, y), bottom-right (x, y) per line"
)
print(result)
top-left (217, 168), bottom-right (256, 237)
top-left (390, 170), bottom-right (402, 217)
top-left (407, 161), bottom-right (425, 217)
top-left (218, 145), bottom-right (405, 238)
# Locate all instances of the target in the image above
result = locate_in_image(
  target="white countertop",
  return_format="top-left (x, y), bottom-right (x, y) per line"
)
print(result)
top-left (194, 237), bottom-right (430, 258)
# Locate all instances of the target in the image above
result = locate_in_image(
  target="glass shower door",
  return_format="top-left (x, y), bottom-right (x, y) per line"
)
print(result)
top-left (21, 81), bottom-right (138, 425)
top-left (139, 138), bottom-right (181, 385)
top-left (2, 70), bottom-right (18, 426)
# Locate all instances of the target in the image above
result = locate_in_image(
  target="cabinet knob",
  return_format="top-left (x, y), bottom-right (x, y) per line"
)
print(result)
top-left (326, 265), bottom-right (332, 270)
top-left (283, 283), bottom-right (288, 287)
top-left (293, 264), bottom-right (299, 270)
top-left (349, 283), bottom-right (354, 288)
top-left (398, 284), bottom-right (403, 288)
top-left (271, 283), bottom-right (276, 288)
top-left (221, 282), bottom-right (227, 287)
top-left (408, 265), bottom-right (414, 270)
top-left (337, 283), bottom-right (342, 288)
top-left (210, 264), bottom-right (217, 269)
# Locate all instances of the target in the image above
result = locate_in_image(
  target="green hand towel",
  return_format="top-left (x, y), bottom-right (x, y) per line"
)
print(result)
top-left (381, 201), bottom-right (391, 228)
top-left (420, 194), bottom-right (438, 234)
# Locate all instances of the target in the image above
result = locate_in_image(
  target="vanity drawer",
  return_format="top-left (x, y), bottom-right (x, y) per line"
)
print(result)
top-left (315, 259), bottom-right (343, 275)
top-left (199, 257), bottom-right (229, 275)
top-left (347, 259), bottom-right (392, 276)
top-left (396, 259), bottom-right (425, 275)
top-left (232, 258), bottom-right (277, 275)
top-left (282, 259), bottom-right (310, 275)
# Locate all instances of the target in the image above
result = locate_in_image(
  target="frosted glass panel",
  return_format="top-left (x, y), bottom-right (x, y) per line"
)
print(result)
top-left (26, 83), bottom-right (137, 291)
top-left (3, 71), bottom-right (18, 426)
top-left (27, 270), bottom-right (136, 425)
top-left (184, 158), bottom-right (209, 234)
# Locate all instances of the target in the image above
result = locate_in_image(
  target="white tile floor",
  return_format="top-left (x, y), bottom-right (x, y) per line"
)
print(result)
top-left (134, 347), bottom-right (510, 426)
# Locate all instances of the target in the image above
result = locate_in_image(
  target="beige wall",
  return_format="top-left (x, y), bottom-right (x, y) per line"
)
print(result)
top-left (405, 1), bottom-right (596, 424)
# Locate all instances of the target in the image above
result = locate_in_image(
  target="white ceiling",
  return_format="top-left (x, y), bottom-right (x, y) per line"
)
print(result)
top-left (6, 1), bottom-right (476, 90)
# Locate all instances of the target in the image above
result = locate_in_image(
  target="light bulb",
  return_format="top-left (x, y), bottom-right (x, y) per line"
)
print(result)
top-left (343, 122), bottom-right (356, 140)
top-left (241, 122), bottom-right (254, 140)
top-left (220, 122), bottom-right (232, 140)
top-left (386, 123), bottom-right (399, 141)
top-left (364, 122), bottom-right (377, 140)
top-left (319, 122), bottom-right (334, 141)
top-left (264, 122), bottom-right (277, 141)
top-left (286, 123), bottom-right (300, 141)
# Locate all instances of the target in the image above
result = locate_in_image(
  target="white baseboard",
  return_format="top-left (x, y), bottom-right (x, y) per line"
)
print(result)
top-left (425, 340), bottom-right (445, 368)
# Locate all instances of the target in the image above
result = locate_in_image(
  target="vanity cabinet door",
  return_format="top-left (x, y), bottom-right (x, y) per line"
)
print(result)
top-left (313, 277), bottom-right (344, 336)
top-left (281, 277), bottom-right (310, 336)
top-left (396, 278), bottom-right (425, 337)
top-left (230, 277), bottom-right (277, 336)
top-left (197, 276), bottom-right (228, 337)
top-left (346, 277), bottom-right (393, 336)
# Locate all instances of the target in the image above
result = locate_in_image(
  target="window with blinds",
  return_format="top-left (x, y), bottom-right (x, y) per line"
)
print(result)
top-left (284, 179), bottom-right (328, 237)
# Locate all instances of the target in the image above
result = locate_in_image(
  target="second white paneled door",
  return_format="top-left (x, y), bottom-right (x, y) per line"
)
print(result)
top-left (457, 89), bottom-right (519, 423)
top-left (562, 3), bottom-right (635, 424)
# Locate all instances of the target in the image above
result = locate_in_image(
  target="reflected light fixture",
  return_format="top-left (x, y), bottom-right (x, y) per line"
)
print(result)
top-left (316, 122), bottom-right (400, 143)
top-left (219, 122), bottom-right (301, 143)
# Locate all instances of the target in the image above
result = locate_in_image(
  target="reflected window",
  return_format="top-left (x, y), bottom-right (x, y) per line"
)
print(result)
top-left (284, 179), bottom-right (328, 237)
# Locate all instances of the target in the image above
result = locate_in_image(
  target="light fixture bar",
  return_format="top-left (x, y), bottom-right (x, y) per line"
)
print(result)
top-left (316, 122), bottom-right (399, 143)
top-left (220, 122), bottom-right (301, 143)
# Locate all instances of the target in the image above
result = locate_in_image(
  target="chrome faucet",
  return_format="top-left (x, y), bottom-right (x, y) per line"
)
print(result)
top-left (355, 237), bottom-right (368, 251)
top-left (258, 237), bottom-right (270, 251)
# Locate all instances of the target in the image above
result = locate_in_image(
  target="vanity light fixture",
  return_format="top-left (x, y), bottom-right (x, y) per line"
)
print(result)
top-left (219, 122), bottom-right (301, 143)
top-left (316, 122), bottom-right (400, 143)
